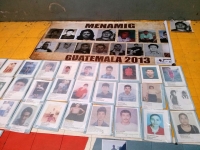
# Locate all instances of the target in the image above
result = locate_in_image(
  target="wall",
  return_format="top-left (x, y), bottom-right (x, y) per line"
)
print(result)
top-left (0, 0), bottom-right (200, 21)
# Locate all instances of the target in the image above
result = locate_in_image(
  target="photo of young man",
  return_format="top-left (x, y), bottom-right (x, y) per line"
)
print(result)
top-left (115, 108), bottom-right (138, 132)
top-left (91, 107), bottom-right (109, 127)
top-left (96, 83), bottom-right (113, 99)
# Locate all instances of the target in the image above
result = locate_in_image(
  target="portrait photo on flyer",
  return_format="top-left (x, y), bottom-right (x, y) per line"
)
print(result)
top-left (24, 80), bottom-right (52, 103)
top-left (0, 77), bottom-right (13, 98)
top-left (114, 107), bottom-right (141, 138)
top-left (76, 62), bottom-right (99, 80)
top-left (86, 105), bottom-right (113, 135)
top-left (70, 80), bottom-right (94, 103)
top-left (0, 100), bottom-right (19, 128)
top-left (141, 83), bottom-right (165, 109)
top-left (170, 20), bottom-right (193, 32)
top-left (61, 102), bottom-right (91, 132)
top-left (165, 87), bottom-right (194, 110)
top-left (160, 66), bottom-right (186, 86)
top-left (7, 102), bottom-right (42, 133)
top-left (120, 64), bottom-right (140, 82)
top-left (35, 60), bottom-right (60, 81)
top-left (47, 78), bottom-right (74, 102)
top-left (92, 81), bottom-right (117, 104)
top-left (34, 101), bottom-right (67, 131)
top-left (56, 61), bottom-right (80, 79)
top-left (102, 139), bottom-right (126, 150)
top-left (140, 65), bottom-right (162, 83)
top-left (0, 59), bottom-right (7, 69)
top-left (170, 111), bottom-right (200, 143)
top-left (3, 77), bottom-right (32, 100)
top-left (0, 59), bottom-right (23, 77)
top-left (15, 60), bottom-right (42, 78)
top-left (143, 109), bottom-right (172, 143)
top-left (98, 63), bottom-right (119, 81)
top-left (116, 82), bottom-right (140, 107)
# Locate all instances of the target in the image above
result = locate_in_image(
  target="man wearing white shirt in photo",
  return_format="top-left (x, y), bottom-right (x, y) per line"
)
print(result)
top-left (116, 109), bottom-right (138, 132)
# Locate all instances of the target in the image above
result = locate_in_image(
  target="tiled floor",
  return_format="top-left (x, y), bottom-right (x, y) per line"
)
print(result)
top-left (0, 21), bottom-right (200, 150)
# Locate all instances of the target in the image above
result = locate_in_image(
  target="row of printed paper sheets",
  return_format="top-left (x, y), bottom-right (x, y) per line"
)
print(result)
top-left (0, 59), bottom-right (199, 144)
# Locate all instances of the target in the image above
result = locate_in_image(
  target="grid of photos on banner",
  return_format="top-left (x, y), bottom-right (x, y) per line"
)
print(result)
top-left (30, 22), bottom-right (174, 65)
top-left (0, 58), bottom-right (199, 144)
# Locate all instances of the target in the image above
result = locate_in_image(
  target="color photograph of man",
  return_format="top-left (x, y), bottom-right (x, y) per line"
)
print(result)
top-left (45, 29), bottom-right (63, 39)
top-left (159, 30), bottom-right (168, 43)
top-left (91, 43), bottom-right (108, 55)
top-left (122, 66), bottom-right (136, 79)
top-left (0, 101), bottom-right (14, 117)
top-left (11, 78), bottom-right (28, 92)
top-left (139, 30), bottom-right (156, 43)
top-left (66, 103), bottom-right (87, 122)
top-left (145, 44), bottom-right (163, 57)
top-left (74, 43), bottom-right (91, 54)
top-left (117, 30), bottom-right (135, 42)
top-left (12, 107), bottom-right (33, 126)
top-left (142, 67), bottom-right (158, 79)
top-left (31, 82), bottom-right (48, 99)
top-left (71, 84), bottom-right (88, 99)
top-left (96, 83), bottom-right (112, 98)
top-left (19, 62), bottom-right (37, 75)
top-left (80, 66), bottom-right (93, 76)
top-left (101, 66), bottom-right (115, 79)
top-left (110, 44), bottom-right (125, 56)
top-left (171, 21), bottom-right (192, 32)
top-left (96, 30), bottom-right (115, 41)
top-left (118, 85), bottom-right (136, 102)
top-left (62, 66), bottom-right (71, 74)
top-left (116, 109), bottom-right (138, 131)
top-left (55, 42), bottom-right (75, 53)
top-left (60, 29), bottom-right (76, 39)
top-left (92, 107), bottom-right (109, 127)
top-left (127, 44), bottom-right (143, 56)
top-left (76, 29), bottom-right (95, 40)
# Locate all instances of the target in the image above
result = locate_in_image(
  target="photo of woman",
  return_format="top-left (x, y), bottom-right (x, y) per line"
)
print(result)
top-left (66, 103), bottom-right (87, 122)
top-left (147, 114), bottom-right (164, 135)
top-left (76, 29), bottom-right (95, 40)
top-left (170, 90), bottom-right (178, 105)
top-left (143, 85), bottom-right (160, 102)
top-left (177, 113), bottom-right (199, 134)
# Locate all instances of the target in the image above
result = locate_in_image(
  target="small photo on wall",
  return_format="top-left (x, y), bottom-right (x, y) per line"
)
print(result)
top-left (109, 43), bottom-right (126, 56)
top-left (75, 29), bottom-right (98, 40)
top-left (120, 64), bottom-right (140, 82)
